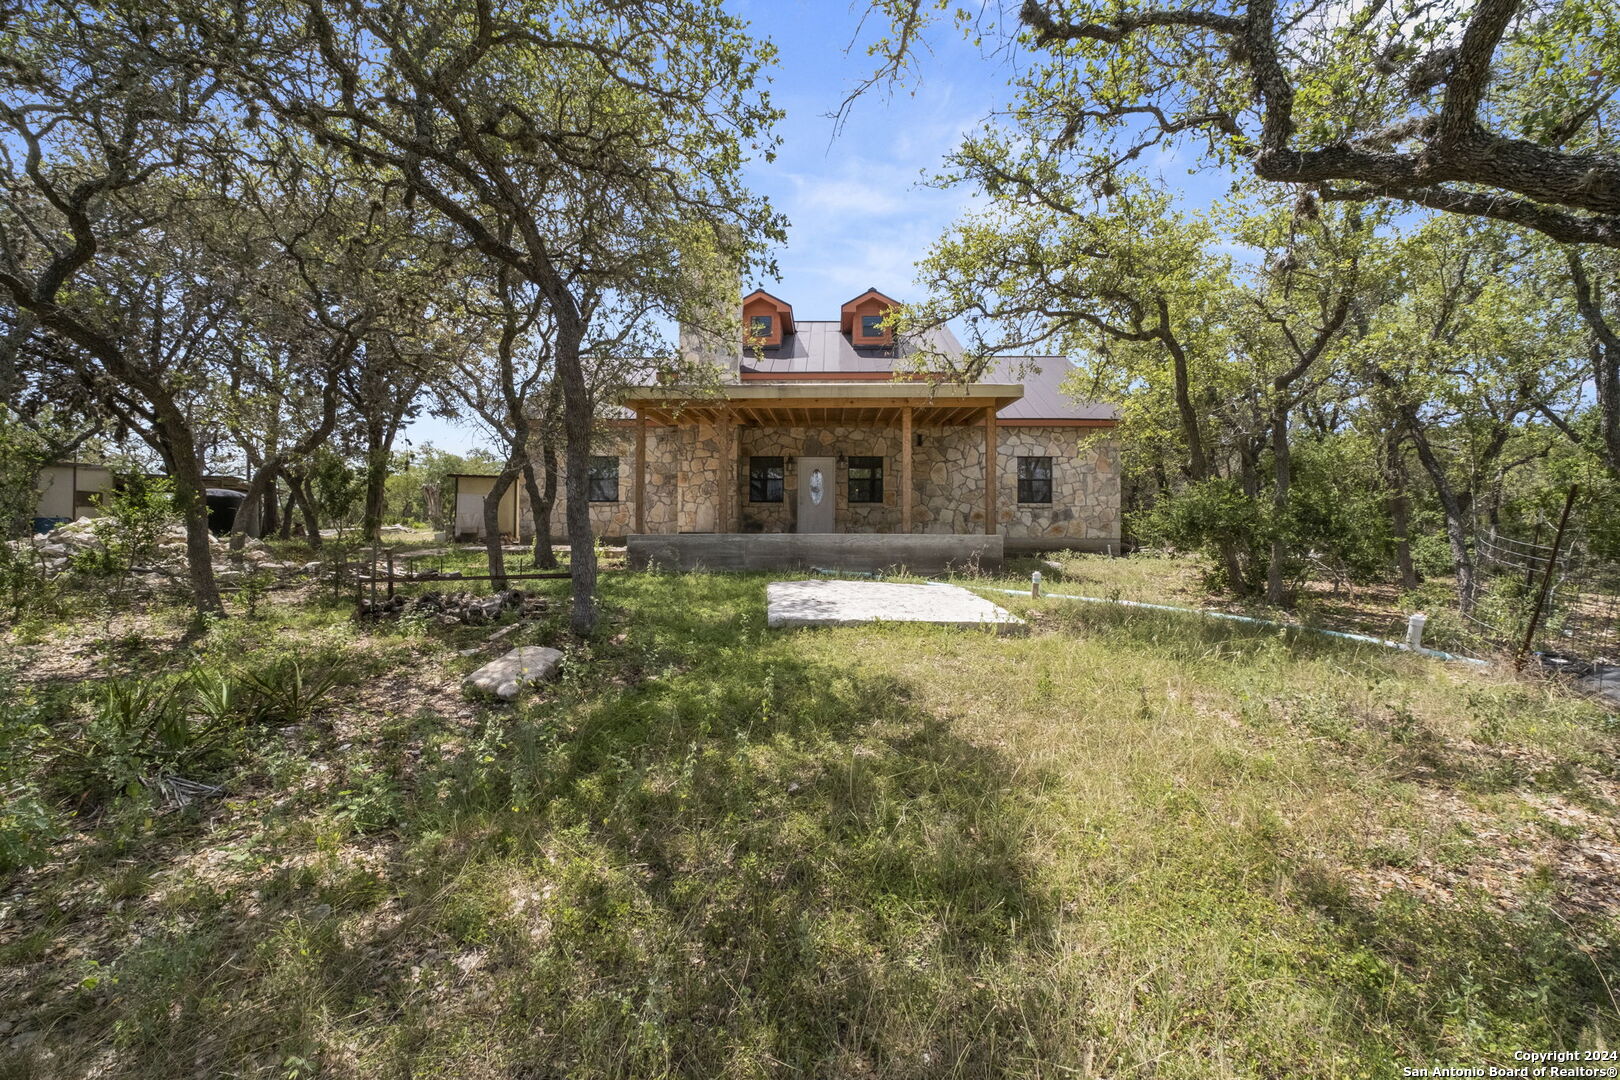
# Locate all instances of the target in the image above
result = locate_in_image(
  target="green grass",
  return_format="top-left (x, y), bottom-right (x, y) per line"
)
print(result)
top-left (2, 559), bottom-right (1618, 1078)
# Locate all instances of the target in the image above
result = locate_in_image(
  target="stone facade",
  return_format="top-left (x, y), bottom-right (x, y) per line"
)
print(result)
top-left (531, 422), bottom-right (1120, 549)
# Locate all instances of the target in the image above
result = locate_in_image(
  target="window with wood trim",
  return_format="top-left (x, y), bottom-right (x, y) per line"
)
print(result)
top-left (847, 456), bottom-right (883, 503)
top-left (749, 456), bottom-right (784, 502)
top-left (859, 314), bottom-right (884, 339)
top-left (1017, 456), bottom-right (1053, 504)
top-left (587, 456), bottom-right (619, 502)
top-left (748, 315), bottom-right (773, 340)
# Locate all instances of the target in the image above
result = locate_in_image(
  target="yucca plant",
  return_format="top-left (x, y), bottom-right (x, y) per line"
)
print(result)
top-left (55, 678), bottom-right (187, 803)
top-left (189, 670), bottom-right (241, 726)
top-left (53, 674), bottom-right (244, 807)
top-left (235, 657), bottom-right (349, 725)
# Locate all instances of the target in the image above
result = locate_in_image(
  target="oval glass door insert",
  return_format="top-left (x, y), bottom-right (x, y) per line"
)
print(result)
top-left (808, 468), bottom-right (825, 505)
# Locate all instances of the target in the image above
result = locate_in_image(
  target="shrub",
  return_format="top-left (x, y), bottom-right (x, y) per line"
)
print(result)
top-left (0, 677), bottom-right (61, 873)
top-left (0, 545), bottom-right (56, 623)
top-left (70, 474), bottom-right (176, 580)
top-left (1133, 476), bottom-right (1266, 591)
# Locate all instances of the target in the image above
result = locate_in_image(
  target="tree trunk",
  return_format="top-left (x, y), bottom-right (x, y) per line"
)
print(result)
top-left (278, 486), bottom-right (296, 541)
top-left (1437, 497), bottom-right (1477, 612)
top-left (556, 329), bottom-right (598, 635)
top-left (361, 441), bottom-right (389, 544)
top-left (1162, 322), bottom-right (1247, 595)
top-left (229, 457), bottom-right (279, 551)
top-left (1391, 493), bottom-right (1418, 590)
top-left (1406, 418), bottom-right (1478, 612)
top-left (1266, 404), bottom-right (1291, 606)
top-left (1383, 428), bottom-right (1418, 589)
top-left (523, 456), bottom-right (558, 570)
top-left (261, 480), bottom-right (279, 539)
top-left (482, 467), bottom-right (519, 591)
top-left (1566, 252), bottom-right (1620, 476)
top-left (162, 431), bottom-right (224, 618)
top-left (292, 475), bottom-right (322, 551)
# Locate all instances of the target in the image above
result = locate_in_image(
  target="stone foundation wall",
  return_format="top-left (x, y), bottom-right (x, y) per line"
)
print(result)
top-left (531, 421), bottom-right (1120, 546)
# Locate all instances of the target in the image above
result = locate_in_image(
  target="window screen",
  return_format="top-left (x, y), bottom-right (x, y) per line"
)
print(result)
top-left (749, 456), bottom-right (784, 502)
top-left (848, 456), bottom-right (883, 503)
top-left (587, 455), bottom-right (619, 502)
top-left (1017, 456), bottom-right (1053, 504)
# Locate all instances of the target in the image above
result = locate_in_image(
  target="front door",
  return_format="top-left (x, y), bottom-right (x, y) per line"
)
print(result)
top-left (796, 456), bottom-right (836, 533)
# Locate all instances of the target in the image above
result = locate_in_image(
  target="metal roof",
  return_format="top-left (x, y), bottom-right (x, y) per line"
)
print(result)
top-left (739, 320), bottom-right (929, 375)
top-left (732, 321), bottom-right (1116, 422)
top-left (981, 356), bottom-right (1119, 423)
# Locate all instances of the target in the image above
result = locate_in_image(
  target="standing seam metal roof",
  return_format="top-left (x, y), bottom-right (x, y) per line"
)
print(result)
top-left (734, 321), bottom-right (1117, 422)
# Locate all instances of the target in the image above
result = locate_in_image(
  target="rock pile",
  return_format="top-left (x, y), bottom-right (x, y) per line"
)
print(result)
top-left (359, 588), bottom-right (550, 625)
top-left (12, 517), bottom-right (305, 583)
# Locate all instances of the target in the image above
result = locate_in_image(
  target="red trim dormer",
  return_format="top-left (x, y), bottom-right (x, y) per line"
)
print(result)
top-left (839, 288), bottom-right (899, 346)
top-left (742, 289), bottom-right (794, 347)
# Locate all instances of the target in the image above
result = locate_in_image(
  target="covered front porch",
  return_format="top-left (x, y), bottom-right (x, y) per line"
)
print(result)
top-left (621, 381), bottom-right (1024, 538)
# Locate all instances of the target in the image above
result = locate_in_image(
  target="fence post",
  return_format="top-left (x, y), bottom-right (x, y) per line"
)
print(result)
top-left (1517, 485), bottom-right (1578, 668)
top-left (1031, 571), bottom-right (1042, 598)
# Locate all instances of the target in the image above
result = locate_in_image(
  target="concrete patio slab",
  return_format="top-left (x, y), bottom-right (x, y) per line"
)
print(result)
top-left (766, 579), bottom-right (1026, 634)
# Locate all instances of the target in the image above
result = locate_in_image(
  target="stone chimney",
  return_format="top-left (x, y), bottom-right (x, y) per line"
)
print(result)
top-left (677, 239), bottom-right (741, 382)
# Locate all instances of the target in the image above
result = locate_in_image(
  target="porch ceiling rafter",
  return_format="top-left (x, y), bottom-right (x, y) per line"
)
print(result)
top-left (624, 381), bottom-right (1024, 428)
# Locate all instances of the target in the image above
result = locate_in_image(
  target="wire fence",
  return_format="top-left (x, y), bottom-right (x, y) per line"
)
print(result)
top-left (1470, 492), bottom-right (1620, 664)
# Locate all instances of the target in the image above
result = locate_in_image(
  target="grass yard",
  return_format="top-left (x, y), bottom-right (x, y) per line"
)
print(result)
top-left (2, 552), bottom-right (1618, 1078)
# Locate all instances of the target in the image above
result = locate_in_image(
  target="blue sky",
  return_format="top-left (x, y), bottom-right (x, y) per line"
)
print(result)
top-left (406, 0), bottom-right (1227, 455)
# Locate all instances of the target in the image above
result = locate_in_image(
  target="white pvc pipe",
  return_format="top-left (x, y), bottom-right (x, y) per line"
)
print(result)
top-left (934, 581), bottom-right (1486, 665)
top-left (1405, 612), bottom-right (1427, 650)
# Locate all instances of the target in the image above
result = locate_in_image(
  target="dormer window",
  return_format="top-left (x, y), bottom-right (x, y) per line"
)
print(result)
top-left (840, 288), bottom-right (900, 347)
top-left (741, 289), bottom-right (793, 347)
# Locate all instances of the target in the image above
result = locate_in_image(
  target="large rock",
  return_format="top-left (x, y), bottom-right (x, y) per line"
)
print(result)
top-left (464, 646), bottom-right (564, 701)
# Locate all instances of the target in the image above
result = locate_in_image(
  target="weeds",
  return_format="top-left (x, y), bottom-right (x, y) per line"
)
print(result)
top-left (237, 569), bottom-right (273, 618)
top-left (3, 564), bottom-right (1618, 1078)
top-left (3, 649), bottom-right (354, 865)
top-left (47, 675), bottom-right (239, 808)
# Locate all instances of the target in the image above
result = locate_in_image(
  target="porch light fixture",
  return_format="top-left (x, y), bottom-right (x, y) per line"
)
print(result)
top-left (785, 455), bottom-right (796, 473)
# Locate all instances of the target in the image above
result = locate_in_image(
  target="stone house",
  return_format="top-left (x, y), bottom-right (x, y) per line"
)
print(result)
top-left (535, 287), bottom-right (1122, 555)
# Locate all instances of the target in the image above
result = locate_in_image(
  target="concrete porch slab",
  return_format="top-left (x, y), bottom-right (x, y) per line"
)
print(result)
top-left (766, 579), bottom-right (1026, 634)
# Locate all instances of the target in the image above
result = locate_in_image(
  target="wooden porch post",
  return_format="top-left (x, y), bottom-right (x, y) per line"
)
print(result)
top-left (901, 406), bottom-right (913, 533)
top-left (634, 410), bottom-right (646, 535)
top-left (984, 406), bottom-right (998, 535)
top-left (720, 410), bottom-right (736, 533)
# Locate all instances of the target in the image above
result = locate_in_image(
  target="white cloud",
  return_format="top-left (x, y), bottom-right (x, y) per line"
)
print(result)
top-left (785, 174), bottom-right (903, 216)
